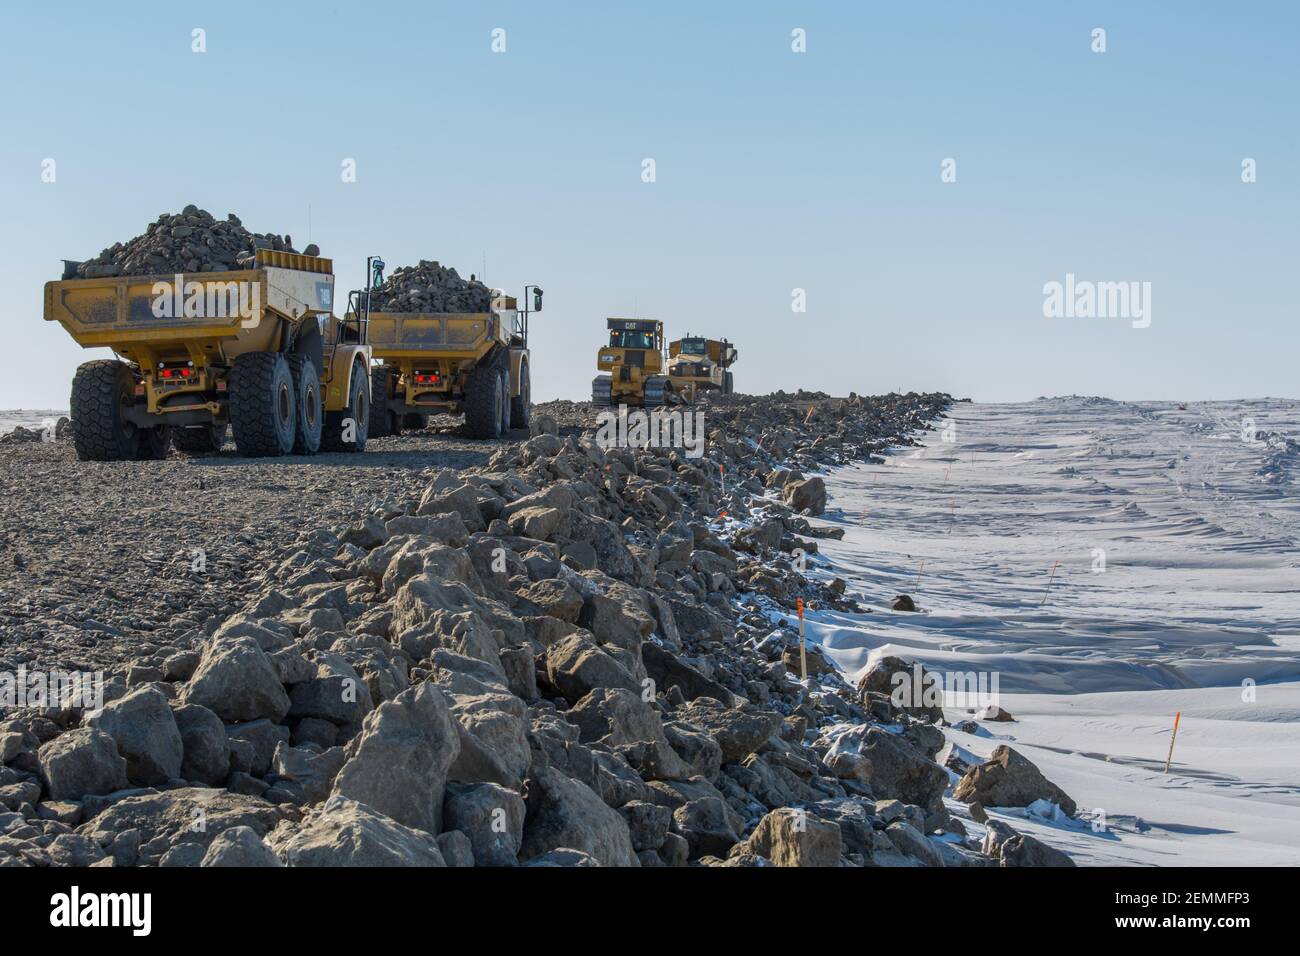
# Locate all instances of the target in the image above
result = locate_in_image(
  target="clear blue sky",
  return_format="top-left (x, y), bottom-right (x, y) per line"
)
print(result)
top-left (2, 1), bottom-right (1295, 408)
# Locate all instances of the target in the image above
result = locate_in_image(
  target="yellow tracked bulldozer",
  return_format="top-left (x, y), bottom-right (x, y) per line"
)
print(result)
top-left (592, 318), bottom-right (678, 407)
top-left (667, 334), bottom-right (738, 400)
top-left (45, 251), bottom-right (375, 460)
top-left (365, 284), bottom-right (542, 440)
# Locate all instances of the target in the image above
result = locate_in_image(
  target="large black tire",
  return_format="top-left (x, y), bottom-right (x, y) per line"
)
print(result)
top-left (464, 363), bottom-right (504, 439)
top-left (369, 366), bottom-right (397, 438)
top-left (228, 352), bottom-right (296, 457)
top-left (288, 354), bottom-right (322, 455)
top-left (136, 426), bottom-right (172, 460)
top-left (173, 423), bottom-right (228, 455)
top-left (510, 359), bottom-right (531, 430)
top-left (322, 360), bottom-right (369, 453)
top-left (70, 360), bottom-right (141, 461)
top-left (499, 364), bottom-right (512, 436)
top-left (591, 375), bottom-right (612, 406)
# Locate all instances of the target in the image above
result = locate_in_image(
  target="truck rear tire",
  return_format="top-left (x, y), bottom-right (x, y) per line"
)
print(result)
top-left (510, 360), bottom-right (531, 430)
top-left (369, 366), bottom-right (397, 438)
top-left (288, 354), bottom-right (322, 455)
top-left (499, 365), bottom-right (512, 436)
top-left (70, 360), bottom-right (141, 461)
top-left (464, 363), bottom-right (503, 439)
top-left (174, 423), bottom-right (227, 455)
top-left (136, 426), bottom-right (172, 460)
top-left (229, 352), bottom-right (296, 457)
top-left (321, 359), bottom-right (369, 453)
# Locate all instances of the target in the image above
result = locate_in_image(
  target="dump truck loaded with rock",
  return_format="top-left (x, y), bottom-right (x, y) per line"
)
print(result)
top-left (45, 209), bottom-right (373, 460)
top-left (364, 261), bottom-right (542, 440)
top-left (44, 211), bottom-right (543, 457)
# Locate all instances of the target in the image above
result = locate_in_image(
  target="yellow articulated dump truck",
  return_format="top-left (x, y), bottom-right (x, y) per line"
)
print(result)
top-left (592, 318), bottom-right (678, 407)
top-left (366, 285), bottom-right (542, 440)
top-left (667, 334), bottom-right (739, 400)
top-left (44, 250), bottom-right (373, 459)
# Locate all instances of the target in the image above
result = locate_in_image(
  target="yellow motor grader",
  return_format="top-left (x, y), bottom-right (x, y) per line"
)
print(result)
top-left (45, 251), bottom-right (376, 460)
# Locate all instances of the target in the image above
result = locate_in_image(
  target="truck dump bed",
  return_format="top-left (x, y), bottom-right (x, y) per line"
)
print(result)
top-left (366, 311), bottom-right (510, 359)
top-left (44, 251), bottom-right (334, 357)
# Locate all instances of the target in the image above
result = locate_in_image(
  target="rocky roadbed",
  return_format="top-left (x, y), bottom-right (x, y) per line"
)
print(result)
top-left (0, 391), bottom-right (1082, 867)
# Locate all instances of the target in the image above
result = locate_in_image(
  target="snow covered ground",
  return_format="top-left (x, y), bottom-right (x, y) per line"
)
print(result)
top-left (0, 410), bottom-right (66, 436)
top-left (802, 397), bottom-right (1300, 866)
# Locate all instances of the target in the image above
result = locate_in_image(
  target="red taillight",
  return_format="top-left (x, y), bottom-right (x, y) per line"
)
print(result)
top-left (415, 371), bottom-right (440, 384)
top-left (160, 369), bottom-right (173, 379)
top-left (180, 368), bottom-right (193, 378)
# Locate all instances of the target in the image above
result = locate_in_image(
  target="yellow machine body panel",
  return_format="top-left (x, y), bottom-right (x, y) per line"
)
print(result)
top-left (43, 252), bottom-right (362, 416)
top-left (364, 309), bottom-right (525, 411)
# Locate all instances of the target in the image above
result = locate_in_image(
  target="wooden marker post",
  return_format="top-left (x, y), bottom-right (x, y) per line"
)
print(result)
top-left (797, 597), bottom-right (807, 682)
top-left (1039, 560), bottom-right (1061, 607)
top-left (914, 559), bottom-right (925, 590)
top-left (1163, 711), bottom-right (1181, 773)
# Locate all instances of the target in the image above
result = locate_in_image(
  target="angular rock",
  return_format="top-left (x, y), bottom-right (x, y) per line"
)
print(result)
top-left (443, 782), bottom-right (526, 867)
top-left (84, 686), bottom-right (183, 786)
top-left (201, 825), bottom-right (283, 867)
top-left (274, 796), bottom-right (446, 867)
top-left (330, 681), bottom-right (460, 834)
top-left (183, 636), bottom-right (291, 723)
top-left (38, 729), bottom-right (129, 801)
top-left (747, 807), bottom-right (843, 867)
top-left (173, 703), bottom-right (230, 786)
top-left (518, 766), bottom-right (639, 867)
top-left (953, 746), bottom-right (1077, 817)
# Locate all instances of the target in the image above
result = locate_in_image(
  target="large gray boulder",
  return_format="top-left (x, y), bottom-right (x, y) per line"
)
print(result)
top-left (38, 728), bottom-right (129, 800)
top-left (173, 703), bottom-right (230, 786)
top-left (201, 825), bottom-right (283, 867)
top-left (443, 782), bottom-right (526, 867)
top-left (183, 636), bottom-right (291, 723)
top-left (747, 807), bottom-right (843, 867)
top-left (953, 746), bottom-right (1078, 817)
top-left (677, 698), bottom-right (781, 765)
top-left (829, 725), bottom-right (948, 813)
top-left (518, 766), bottom-right (639, 867)
top-left (330, 681), bottom-right (460, 835)
top-left (84, 686), bottom-right (183, 786)
top-left (544, 634), bottom-right (639, 705)
top-left (782, 476), bottom-right (827, 515)
top-left (274, 796), bottom-right (447, 866)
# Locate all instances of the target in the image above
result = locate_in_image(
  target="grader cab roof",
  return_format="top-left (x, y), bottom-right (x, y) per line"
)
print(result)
top-left (606, 317), bottom-right (661, 333)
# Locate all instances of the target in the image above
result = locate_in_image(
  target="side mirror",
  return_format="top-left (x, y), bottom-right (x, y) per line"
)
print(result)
top-left (532, 288), bottom-right (544, 312)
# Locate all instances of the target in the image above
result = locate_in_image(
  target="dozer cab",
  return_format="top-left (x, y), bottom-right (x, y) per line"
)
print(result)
top-left (366, 283), bottom-right (541, 440)
top-left (592, 318), bottom-right (678, 407)
top-left (668, 334), bottom-right (739, 400)
top-left (45, 251), bottom-right (375, 460)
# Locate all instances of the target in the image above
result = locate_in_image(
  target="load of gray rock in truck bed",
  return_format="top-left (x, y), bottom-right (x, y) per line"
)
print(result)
top-left (371, 261), bottom-right (495, 314)
top-left (72, 206), bottom-right (306, 279)
top-left (0, 389), bottom-right (1078, 867)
